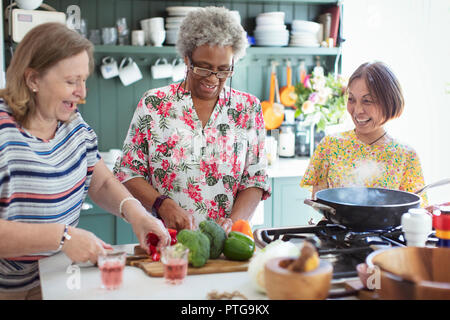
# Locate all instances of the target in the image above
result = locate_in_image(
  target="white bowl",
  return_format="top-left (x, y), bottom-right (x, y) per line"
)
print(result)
top-left (166, 29), bottom-right (179, 36)
top-left (16, 0), bottom-right (43, 10)
top-left (255, 39), bottom-right (289, 47)
top-left (166, 6), bottom-right (200, 16)
top-left (291, 31), bottom-right (317, 37)
top-left (254, 24), bottom-right (286, 32)
top-left (258, 11), bottom-right (285, 21)
top-left (256, 15), bottom-right (285, 26)
top-left (254, 30), bottom-right (289, 37)
top-left (292, 20), bottom-right (321, 33)
top-left (165, 29), bottom-right (179, 44)
top-left (166, 16), bottom-right (185, 23)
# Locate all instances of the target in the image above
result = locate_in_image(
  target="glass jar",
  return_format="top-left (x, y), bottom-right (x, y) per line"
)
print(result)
top-left (278, 124), bottom-right (295, 158)
top-left (295, 121), bottom-right (311, 157)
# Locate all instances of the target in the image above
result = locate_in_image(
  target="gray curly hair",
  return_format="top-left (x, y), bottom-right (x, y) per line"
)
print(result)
top-left (176, 6), bottom-right (248, 61)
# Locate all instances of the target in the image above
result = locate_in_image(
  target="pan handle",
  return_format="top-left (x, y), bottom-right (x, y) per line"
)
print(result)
top-left (415, 178), bottom-right (450, 195)
top-left (304, 199), bottom-right (336, 216)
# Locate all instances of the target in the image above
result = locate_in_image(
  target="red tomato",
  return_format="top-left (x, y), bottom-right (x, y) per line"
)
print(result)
top-left (146, 232), bottom-right (159, 247)
top-left (151, 252), bottom-right (160, 262)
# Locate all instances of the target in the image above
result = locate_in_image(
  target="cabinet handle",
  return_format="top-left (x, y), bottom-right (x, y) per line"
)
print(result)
top-left (81, 202), bottom-right (94, 211)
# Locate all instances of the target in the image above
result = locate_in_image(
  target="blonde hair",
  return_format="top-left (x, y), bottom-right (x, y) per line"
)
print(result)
top-left (0, 22), bottom-right (94, 126)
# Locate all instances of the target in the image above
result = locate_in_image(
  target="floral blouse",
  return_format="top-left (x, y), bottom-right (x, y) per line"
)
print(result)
top-left (114, 83), bottom-right (271, 226)
top-left (300, 130), bottom-right (428, 205)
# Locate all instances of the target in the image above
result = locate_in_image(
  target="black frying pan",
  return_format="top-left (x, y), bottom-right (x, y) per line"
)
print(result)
top-left (305, 187), bottom-right (420, 231)
top-left (304, 179), bottom-right (450, 231)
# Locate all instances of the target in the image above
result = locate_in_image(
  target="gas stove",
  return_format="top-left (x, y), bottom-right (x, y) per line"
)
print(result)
top-left (253, 220), bottom-right (438, 281)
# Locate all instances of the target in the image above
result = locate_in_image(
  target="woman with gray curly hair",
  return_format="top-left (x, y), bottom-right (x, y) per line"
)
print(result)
top-left (115, 6), bottom-right (271, 233)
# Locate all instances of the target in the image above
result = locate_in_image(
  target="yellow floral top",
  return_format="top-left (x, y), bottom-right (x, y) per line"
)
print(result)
top-left (300, 130), bottom-right (428, 205)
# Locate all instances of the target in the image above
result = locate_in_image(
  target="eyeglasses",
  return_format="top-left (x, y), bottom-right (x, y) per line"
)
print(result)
top-left (189, 60), bottom-right (234, 79)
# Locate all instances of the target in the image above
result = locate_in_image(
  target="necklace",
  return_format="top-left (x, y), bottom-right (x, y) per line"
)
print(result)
top-left (368, 131), bottom-right (387, 145)
top-left (355, 129), bottom-right (387, 145)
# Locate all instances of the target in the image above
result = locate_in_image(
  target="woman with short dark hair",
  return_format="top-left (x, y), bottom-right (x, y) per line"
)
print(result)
top-left (301, 61), bottom-right (427, 204)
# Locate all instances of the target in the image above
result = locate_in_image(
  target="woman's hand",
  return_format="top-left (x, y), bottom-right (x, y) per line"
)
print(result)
top-left (61, 227), bottom-right (113, 264)
top-left (217, 217), bottom-right (233, 234)
top-left (159, 199), bottom-right (194, 231)
top-left (128, 211), bottom-right (171, 253)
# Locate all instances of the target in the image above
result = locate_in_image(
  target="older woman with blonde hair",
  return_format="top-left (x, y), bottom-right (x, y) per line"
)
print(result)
top-left (114, 7), bottom-right (271, 233)
top-left (0, 22), bottom-right (170, 299)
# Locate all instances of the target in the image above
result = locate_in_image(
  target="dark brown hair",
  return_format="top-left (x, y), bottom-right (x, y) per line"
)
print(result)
top-left (348, 61), bottom-right (404, 124)
top-left (0, 22), bottom-right (94, 125)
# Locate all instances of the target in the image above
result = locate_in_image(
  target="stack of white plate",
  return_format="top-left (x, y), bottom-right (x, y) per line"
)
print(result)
top-left (289, 20), bottom-right (321, 47)
top-left (165, 6), bottom-right (200, 45)
top-left (254, 12), bottom-right (289, 47)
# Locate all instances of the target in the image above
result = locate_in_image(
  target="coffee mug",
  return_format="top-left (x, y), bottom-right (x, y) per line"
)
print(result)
top-left (131, 30), bottom-right (145, 46)
top-left (151, 58), bottom-right (173, 79)
top-left (100, 56), bottom-right (119, 79)
top-left (119, 57), bottom-right (143, 86)
top-left (172, 58), bottom-right (186, 82)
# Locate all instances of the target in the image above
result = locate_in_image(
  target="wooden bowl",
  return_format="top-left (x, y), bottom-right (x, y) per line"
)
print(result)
top-left (264, 257), bottom-right (333, 300)
top-left (366, 247), bottom-right (450, 300)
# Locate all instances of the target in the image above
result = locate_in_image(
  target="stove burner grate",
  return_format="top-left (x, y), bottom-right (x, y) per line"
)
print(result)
top-left (254, 221), bottom-right (416, 280)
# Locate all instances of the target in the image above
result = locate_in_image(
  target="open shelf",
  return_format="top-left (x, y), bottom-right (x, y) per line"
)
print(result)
top-left (94, 45), bottom-right (340, 56)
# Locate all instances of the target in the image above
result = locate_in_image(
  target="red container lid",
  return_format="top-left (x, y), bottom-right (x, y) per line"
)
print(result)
top-left (433, 211), bottom-right (450, 230)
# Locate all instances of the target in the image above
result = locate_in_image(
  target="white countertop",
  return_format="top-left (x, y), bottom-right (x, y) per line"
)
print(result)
top-left (266, 157), bottom-right (310, 178)
top-left (39, 244), bottom-right (267, 300)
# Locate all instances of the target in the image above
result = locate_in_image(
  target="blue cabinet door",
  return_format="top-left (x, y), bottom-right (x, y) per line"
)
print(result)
top-left (116, 218), bottom-right (139, 245)
top-left (78, 197), bottom-right (141, 245)
top-left (78, 198), bottom-right (116, 245)
top-left (272, 176), bottom-right (323, 227)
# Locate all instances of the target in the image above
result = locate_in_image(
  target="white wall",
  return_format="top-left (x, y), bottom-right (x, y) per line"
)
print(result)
top-left (342, 0), bottom-right (450, 204)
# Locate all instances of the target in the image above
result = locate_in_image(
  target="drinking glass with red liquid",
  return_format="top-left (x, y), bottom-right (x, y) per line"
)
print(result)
top-left (161, 244), bottom-right (189, 285)
top-left (98, 251), bottom-right (126, 290)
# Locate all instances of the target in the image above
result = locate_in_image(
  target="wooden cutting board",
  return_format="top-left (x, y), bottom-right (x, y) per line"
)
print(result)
top-left (126, 246), bottom-right (249, 277)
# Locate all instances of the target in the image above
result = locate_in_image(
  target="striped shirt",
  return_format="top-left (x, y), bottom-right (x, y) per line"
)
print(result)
top-left (0, 101), bottom-right (100, 291)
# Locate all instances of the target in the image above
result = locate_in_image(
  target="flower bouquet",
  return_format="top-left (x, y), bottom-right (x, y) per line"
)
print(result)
top-left (294, 72), bottom-right (348, 132)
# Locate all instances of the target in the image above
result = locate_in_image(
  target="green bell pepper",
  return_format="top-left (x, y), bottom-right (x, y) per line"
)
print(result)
top-left (223, 231), bottom-right (255, 261)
